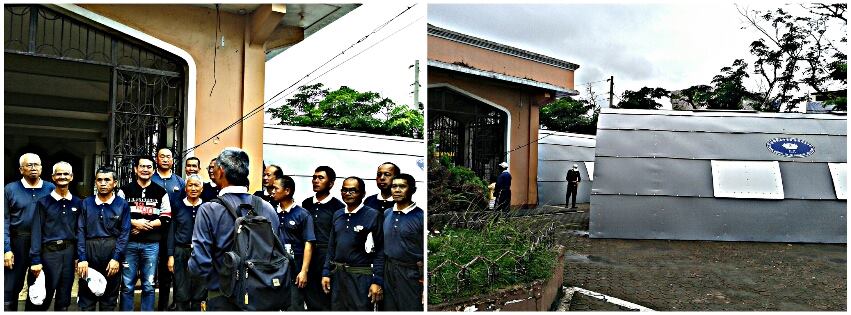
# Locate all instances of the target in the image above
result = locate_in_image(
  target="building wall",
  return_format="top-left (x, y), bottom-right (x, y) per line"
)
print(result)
top-left (428, 36), bottom-right (575, 91)
top-left (79, 4), bottom-right (267, 191)
top-left (429, 69), bottom-right (554, 207)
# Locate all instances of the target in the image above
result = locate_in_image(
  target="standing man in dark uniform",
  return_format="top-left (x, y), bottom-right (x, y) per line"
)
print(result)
top-left (76, 166), bottom-right (131, 311)
top-left (201, 158), bottom-right (220, 202)
top-left (301, 166), bottom-right (344, 311)
top-left (271, 175), bottom-right (315, 311)
top-left (364, 162), bottom-right (400, 212)
top-left (254, 164), bottom-right (283, 207)
top-left (166, 174), bottom-right (205, 311)
top-left (321, 176), bottom-right (384, 311)
top-left (566, 164), bottom-right (581, 209)
top-left (151, 147), bottom-right (183, 311)
top-left (28, 162), bottom-right (81, 311)
top-left (118, 156), bottom-right (172, 311)
top-left (4, 153), bottom-right (55, 311)
top-left (495, 162), bottom-right (512, 214)
top-left (188, 147), bottom-right (280, 311)
top-left (382, 173), bottom-right (424, 311)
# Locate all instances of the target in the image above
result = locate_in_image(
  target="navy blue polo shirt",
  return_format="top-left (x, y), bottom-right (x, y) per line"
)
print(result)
top-left (277, 203), bottom-right (315, 258)
top-left (323, 204), bottom-right (384, 286)
top-left (383, 204), bottom-right (424, 263)
top-left (152, 171), bottom-right (185, 195)
top-left (76, 194), bottom-right (132, 262)
top-left (364, 194), bottom-right (395, 212)
top-left (167, 194), bottom-right (203, 256)
top-left (4, 179), bottom-right (56, 252)
top-left (301, 195), bottom-right (345, 246)
top-left (30, 191), bottom-right (82, 265)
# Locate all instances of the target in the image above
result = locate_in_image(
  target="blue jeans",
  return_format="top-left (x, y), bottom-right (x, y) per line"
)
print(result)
top-left (120, 242), bottom-right (159, 311)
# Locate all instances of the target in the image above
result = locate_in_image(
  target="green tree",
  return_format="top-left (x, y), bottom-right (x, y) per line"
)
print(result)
top-left (538, 97), bottom-right (598, 134)
top-left (676, 84), bottom-right (712, 109)
top-left (616, 87), bottom-right (670, 110)
top-left (707, 59), bottom-right (754, 110)
top-left (266, 83), bottom-right (424, 138)
top-left (738, 3), bottom-right (846, 111)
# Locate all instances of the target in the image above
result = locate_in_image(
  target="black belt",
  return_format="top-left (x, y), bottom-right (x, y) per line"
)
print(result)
top-left (176, 243), bottom-right (192, 249)
top-left (313, 243), bottom-right (328, 249)
top-left (387, 257), bottom-right (423, 269)
top-left (43, 239), bottom-right (73, 252)
top-left (330, 261), bottom-right (372, 275)
top-left (10, 229), bottom-right (31, 237)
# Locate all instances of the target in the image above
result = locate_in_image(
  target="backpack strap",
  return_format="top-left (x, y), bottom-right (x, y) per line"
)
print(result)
top-left (209, 197), bottom-right (239, 221)
top-left (247, 195), bottom-right (264, 217)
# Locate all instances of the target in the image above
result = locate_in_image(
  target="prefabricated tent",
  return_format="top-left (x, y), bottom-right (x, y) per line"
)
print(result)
top-left (590, 109), bottom-right (847, 243)
top-left (537, 130), bottom-right (596, 205)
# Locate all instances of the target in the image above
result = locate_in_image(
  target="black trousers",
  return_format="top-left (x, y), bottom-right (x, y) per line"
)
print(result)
top-left (26, 244), bottom-right (75, 311)
top-left (77, 238), bottom-right (121, 311)
top-left (156, 232), bottom-right (172, 311)
top-left (383, 259), bottom-right (423, 311)
top-left (304, 247), bottom-right (331, 311)
top-left (4, 233), bottom-right (31, 311)
top-left (172, 246), bottom-right (206, 311)
top-left (496, 190), bottom-right (511, 213)
top-left (566, 182), bottom-right (579, 207)
top-left (206, 294), bottom-right (240, 311)
top-left (288, 255), bottom-right (306, 311)
top-left (330, 267), bottom-right (374, 311)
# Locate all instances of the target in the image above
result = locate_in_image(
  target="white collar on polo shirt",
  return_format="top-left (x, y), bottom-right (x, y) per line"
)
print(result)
top-left (393, 202), bottom-right (417, 214)
top-left (218, 186), bottom-right (248, 196)
top-left (95, 193), bottom-right (116, 205)
top-left (345, 203), bottom-right (364, 214)
top-left (183, 197), bottom-right (202, 207)
top-left (51, 190), bottom-right (72, 201)
top-left (313, 194), bottom-right (331, 205)
top-left (21, 178), bottom-right (43, 189)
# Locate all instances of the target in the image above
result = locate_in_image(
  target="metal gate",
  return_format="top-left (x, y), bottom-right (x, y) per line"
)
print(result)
top-left (5, 5), bottom-right (186, 187)
top-left (428, 87), bottom-right (506, 180)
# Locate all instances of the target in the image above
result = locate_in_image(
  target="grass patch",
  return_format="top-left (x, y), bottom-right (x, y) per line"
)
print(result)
top-left (427, 223), bottom-right (557, 305)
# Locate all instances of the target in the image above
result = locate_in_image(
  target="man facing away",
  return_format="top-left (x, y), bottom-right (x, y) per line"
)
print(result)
top-left (76, 166), bottom-right (131, 311)
top-left (566, 164), bottom-right (581, 209)
top-left (117, 156), bottom-right (171, 311)
top-left (188, 147), bottom-right (279, 311)
top-left (382, 173), bottom-right (424, 311)
top-left (166, 174), bottom-right (206, 311)
top-left (4, 153), bottom-right (55, 311)
top-left (321, 176), bottom-right (384, 311)
top-left (271, 175), bottom-right (315, 311)
top-left (364, 162), bottom-right (400, 212)
top-left (28, 162), bottom-right (81, 311)
top-left (300, 166), bottom-right (344, 311)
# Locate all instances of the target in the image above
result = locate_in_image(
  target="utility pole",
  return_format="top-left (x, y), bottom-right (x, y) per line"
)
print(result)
top-left (608, 75), bottom-right (614, 108)
top-left (410, 60), bottom-right (421, 109)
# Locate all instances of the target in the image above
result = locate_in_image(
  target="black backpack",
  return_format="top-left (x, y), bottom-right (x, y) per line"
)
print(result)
top-left (210, 195), bottom-right (293, 311)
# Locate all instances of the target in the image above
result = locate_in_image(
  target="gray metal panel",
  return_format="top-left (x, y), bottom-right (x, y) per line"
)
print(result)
top-left (590, 157), bottom-right (715, 198)
top-left (537, 181), bottom-right (592, 205)
top-left (779, 162), bottom-right (839, 200)
top-left (538, 143), bottom-right (596, 161)
top-left (598, 111), bottom-right (847, 135)
top-left (595, 129), bottom-right (846, 162)
top-left (590, 195), bottom-right (846, 243)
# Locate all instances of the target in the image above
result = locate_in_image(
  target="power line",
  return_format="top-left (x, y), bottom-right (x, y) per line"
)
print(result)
top-left (182, 4), bottom-right (417, 156)
top-left (575, 78), bottom-right (608, 87)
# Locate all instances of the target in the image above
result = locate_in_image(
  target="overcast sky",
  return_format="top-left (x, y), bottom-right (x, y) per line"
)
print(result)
top-left (428, 2), bottom-right (792, 109)
top-left (265, 2), bottom-right (425, 123)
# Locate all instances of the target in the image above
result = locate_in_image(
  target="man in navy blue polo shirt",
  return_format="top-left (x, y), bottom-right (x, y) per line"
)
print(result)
top-left (383, 173), bottom-right (424, 311)
top-left (255, 164), bottom-right (283, 208)
top-left (189, 147), bottom-right (279, 311)
top-left (271, 175), bottom-right (315, 311)
top-left (301, 166), bottom-right (344, 311)
top-left (76, 166), bottom-right (131, 311)
top-left (364, 162), bottom-right (400, 212)
top-left (4, 153), bottom-right (55, 311)
top-left (151, 147), bottom-right (183, 311)
top-left (321, 176), bottom-right (384, 311)
top-left (166, 174), bottom-right (205, 311)
top-left (28, 162), bottom-right (82, 311)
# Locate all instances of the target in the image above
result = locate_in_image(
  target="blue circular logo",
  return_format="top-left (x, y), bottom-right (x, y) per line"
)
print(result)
top-left (766, 138), bottom-right (815, 158)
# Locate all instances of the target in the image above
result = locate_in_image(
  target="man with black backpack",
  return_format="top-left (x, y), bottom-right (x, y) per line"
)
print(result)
top-left (188, 147), bottom-right (288, 311)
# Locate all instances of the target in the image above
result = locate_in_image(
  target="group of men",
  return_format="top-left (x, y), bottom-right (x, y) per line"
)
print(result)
top-left (4, 147), bottom-right (424, 311)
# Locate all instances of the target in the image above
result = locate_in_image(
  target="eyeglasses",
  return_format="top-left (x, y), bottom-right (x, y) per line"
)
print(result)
top-left (340, 188), bottom-right (360, 195)
top-left (22, 163), bottom-right (41, 169)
